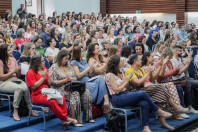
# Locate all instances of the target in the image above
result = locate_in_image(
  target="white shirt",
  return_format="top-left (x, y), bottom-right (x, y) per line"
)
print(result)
top-left (58, 27), bottom-right (65, 34)
top-left (154, 52), bottom-right (161, 59)
top-left (45, 47), bottom-right (59, 57)
top-left (171, 57), bottom-right (185, 80)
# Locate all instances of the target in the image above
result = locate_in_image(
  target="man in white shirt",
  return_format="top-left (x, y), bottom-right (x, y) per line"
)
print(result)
top-left (171, 45), bottom-right (198, 118)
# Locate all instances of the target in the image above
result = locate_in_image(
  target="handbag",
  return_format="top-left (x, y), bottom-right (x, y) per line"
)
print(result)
top-left (173, 77), bottom-right (186, 87)
top-left (104, 109), bottom-right (125, 132)
top-left (64, 81), bottom-right (85, 94)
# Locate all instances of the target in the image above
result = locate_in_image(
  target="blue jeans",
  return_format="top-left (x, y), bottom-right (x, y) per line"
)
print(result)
top-left (176, 83), bottom-right (192, 107)
top-left (112, 91), bottom-right (158, 126)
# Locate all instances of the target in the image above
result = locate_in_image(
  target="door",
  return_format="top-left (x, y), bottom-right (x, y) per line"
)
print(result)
top-left (37, 0), bottom-right (42, 16)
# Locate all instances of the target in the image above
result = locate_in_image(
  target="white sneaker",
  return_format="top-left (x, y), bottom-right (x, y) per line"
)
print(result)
top-left (180, 114), bottom-right (190, 119)
top-left (187, 108), bottom-right (198, 114)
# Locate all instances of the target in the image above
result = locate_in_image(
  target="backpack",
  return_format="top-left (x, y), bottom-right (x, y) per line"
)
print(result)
top-left (104, 109), bottom-right (125, 132)
top-left (12, 96), bottom-right (29, 117)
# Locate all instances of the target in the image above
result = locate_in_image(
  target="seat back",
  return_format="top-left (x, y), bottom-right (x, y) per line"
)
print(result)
top-left (104, 76), bottom-right (114, 108)
top-left (13, 50), bottom-right (21, 61)
top-left (20, 44), bottom-right (25, 53)
top-left (44, 58), bottom-right (50, 69)
top-left (152, 44), bottom-right (156, 51)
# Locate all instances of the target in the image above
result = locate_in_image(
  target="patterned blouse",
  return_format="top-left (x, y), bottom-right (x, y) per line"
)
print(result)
top-left (105, 72), bottom-right (126, 95)
top-left (49, 63), bottom-right (77, 93)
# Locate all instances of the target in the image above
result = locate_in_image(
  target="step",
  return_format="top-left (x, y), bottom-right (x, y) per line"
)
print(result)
top-left (11, 111), bottom-right (137, 132)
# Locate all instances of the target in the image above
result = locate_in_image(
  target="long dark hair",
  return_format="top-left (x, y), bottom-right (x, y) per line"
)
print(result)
top-left (133, 43), bottom-right (144, 54)
top-left (87, 43), bottom-right (104, 63)
top-left (106, 55), bottom-right (121, 76)
top-left (189, 32), bottom-right (197, 44)
top-left (142, 52), bottom-right (151, 66)
top-left (55, 50), bottom-right (70, 67)
top-left (50, 27), bottom-right (61, 40)
top-left (164, 31), bottom-right (171, 41)
top-left (0, 44), bottom-right (9, 73)
top-left (30, 55), bottom-right (42, 73)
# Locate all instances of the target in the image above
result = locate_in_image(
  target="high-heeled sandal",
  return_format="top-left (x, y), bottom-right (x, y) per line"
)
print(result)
top-left (61, 123), bottom-right (68, 130)
top-left (175, 106), bottom-right (189, 113)
top-left (160, 124), bottom-right (175, 131)
top-left (62, 121), bottom-right (72, 126)
top-left (174, 114), bottom-right (184, 120)
top-left (74, 123), bottom-right (83, 127)
top-left (88, 119), bottom-right (95, 123)
top-left (31, 111), bottom-right (39, 117)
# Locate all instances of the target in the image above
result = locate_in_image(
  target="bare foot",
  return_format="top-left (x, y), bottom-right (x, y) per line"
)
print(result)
top-left (156, 109), bottom-right (172, 118)
top-left (13, 109), bottom-right (20, 121)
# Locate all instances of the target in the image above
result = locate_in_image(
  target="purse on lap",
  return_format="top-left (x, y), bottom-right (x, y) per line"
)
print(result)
top-left (64, 81), bottom-right (85, 94)
top-left (173, 77), bottom-right (187, 87)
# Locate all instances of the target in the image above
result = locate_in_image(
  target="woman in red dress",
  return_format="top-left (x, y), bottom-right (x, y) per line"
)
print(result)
top-left (26, 54), bottom-right (77, 128)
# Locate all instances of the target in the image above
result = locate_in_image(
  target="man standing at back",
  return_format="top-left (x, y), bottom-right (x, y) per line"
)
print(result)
top-left (17, 4), bottom-right (26, 19)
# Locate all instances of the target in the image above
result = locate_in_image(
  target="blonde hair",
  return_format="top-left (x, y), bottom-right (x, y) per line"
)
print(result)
top-left (154, 41), bottom-right (165, 52)
top-left (61, 32), bottom-right (70, 45)
top-left (108, 45), bottom-right (119, 58)
top-left (21, 43), bottom-right (33, 57)
top-left (160, 47), bottom-right (173, 59)
top-left (179, 40), bottom-right (186, 48)
top-left (164, 38), bottom-right (174, 47)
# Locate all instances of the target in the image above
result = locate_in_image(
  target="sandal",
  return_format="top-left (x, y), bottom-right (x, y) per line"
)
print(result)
top-left (31, 111), bottom-right (39, 117)
top-left (175, 106), bottom-right (188, 114)
top-left (174, 114), bottom-right (183, 120)
top-left (160, 123), bottom-right (175, 131)
top-left (156, 109), bottom-right (172, 118)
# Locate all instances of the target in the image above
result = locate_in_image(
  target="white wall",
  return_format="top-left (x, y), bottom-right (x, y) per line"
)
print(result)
top-left (111, 13), bottom-right (177, 23)
top-left (43, 0), bottom-right (55, 17)
top-left (43, 0), bottom-right (100, 17)
top-left (187, 12), bottom-right (198, 27)
top-left (26, 0), bottom-right (37, 17)
top-left (12, 0), bottom-right (25, 16)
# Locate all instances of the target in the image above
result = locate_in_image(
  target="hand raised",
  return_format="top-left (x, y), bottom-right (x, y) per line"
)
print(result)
top-left (42, 69), bottom-right (47, 79)
top-left (163, 56), bottom-right (169, 64)
top-left (88, 60), bottom-right (95, 68)
top-left (126, 72), bottom-right (133, 81)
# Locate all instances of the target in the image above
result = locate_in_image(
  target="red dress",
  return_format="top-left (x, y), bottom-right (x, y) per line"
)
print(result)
top-left (26, 67), bottom-right (68, 120)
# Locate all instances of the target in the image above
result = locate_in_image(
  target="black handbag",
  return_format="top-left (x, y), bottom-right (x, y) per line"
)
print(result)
top-left (64, 81), bottom-right (85, 94)
top-left (104, 109), bottom-right (125, 132)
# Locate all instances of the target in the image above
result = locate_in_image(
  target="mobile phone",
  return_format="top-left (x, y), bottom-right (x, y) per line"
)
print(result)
top-left (12, 80), bottom-right (22, 84)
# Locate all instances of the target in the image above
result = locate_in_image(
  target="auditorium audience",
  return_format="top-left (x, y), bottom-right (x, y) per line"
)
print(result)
top-left (105, 55), bottom-right (172, 132)
top-left (26, 54), bottom-right (77, 128)
top-left (70, 46), bottom-right (110, 114)
top-left (49, 50), bottom-right (94, 126)
top-left (0, 44), bottom-right (37, 121)
top-left (1, 8), bottom-right (198, 131)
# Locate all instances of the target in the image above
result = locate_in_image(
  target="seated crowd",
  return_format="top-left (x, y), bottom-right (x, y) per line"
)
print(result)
top-left (0, 9), bottom-right (198, 132)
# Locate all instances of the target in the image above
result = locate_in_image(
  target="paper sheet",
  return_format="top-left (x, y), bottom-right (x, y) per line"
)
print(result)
top-left (21, 63), bottom-right (30, 75)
